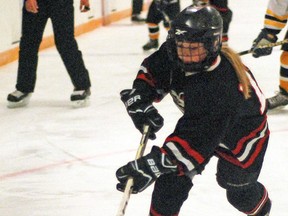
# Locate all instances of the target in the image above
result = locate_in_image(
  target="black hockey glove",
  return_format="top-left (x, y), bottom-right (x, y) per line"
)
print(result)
top-left (251, 28), bottom-right (278, 58)
top-left (120, 89), bottom-right (164, 140)
top-left (116, 146), bottom-right (177, 193)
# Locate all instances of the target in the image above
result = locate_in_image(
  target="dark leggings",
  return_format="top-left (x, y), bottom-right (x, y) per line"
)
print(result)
top-left (149, 174), bottom-right (193, 216)
top-left (17, 0), bottom-right (91, 92)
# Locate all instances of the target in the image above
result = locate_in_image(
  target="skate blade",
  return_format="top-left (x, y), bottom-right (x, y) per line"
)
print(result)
top-left (131, 21), bottom-right (146, 25)
top-left (267, 105), bottom-right (287, 114)
top-left (7, 96), bottom-right (31, 109)
top-left (142, 48), bottom-right (158, 53)
top-left (71, 98), bottom-right (90, 108)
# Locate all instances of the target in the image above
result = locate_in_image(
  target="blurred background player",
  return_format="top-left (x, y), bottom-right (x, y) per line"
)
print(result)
top-left (131, 0), bottom-right (146, 23)
top-left (209, 0), bottom-right (233, 46)
top-left (142, 0), bottom-right (180, 51)
top-left (142, 0), bottom-right (233, 51)
top-left (181, 0), bottom-right (233, 46)
top-left (251, 0), bottom-right (288, 110)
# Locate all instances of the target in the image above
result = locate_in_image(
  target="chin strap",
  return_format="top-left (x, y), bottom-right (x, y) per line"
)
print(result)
top-left (205, 55), bottom-right (221, 71)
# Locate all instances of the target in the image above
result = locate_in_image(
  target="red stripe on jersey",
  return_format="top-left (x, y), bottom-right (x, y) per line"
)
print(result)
top-left (211, 5), bottom-right (228, 12)
top-left (222, 35), bottom-right (229, 42)
top-left (245, 187), bottom-right (268, 215)
top-left (216, 134), bottom-right (268, 169)
top-left (150, 205), bottom-right (179, 216)
top-left (165, 136), bottom-right (205, 164)
top-left (136, 74), bottom-right (156, 87)
top-left (215, 151), bottom-right (244, 167)
top-left (232, 118), bottom-right (267, 155)
top-left (242, 133), bottom-right (269, 168)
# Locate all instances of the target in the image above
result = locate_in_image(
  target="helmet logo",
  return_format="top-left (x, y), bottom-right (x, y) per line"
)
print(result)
top-left (175, 29), bottom-right (187, 35)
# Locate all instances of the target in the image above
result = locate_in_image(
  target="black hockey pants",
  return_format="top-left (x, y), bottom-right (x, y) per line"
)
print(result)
top-left (149, 139), bottom-right (270, 216)
top-left (132, 0), bottom-right (143, 15)
top-left (17, 0), bottom-right (91, 93)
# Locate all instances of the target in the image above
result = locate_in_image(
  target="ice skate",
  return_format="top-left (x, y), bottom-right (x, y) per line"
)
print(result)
top-left (70, 88), bottom-right (91, 108)
top-left (7, 90), bottom-right (32, 108)
top-left (131, 14), bottom-right (146, 23)
top-left (142, 39), bottom-right (159, 51)
top-left (267, 91), bottom-right (288, 110)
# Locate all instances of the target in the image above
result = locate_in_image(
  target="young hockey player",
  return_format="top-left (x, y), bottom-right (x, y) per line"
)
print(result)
top-left (116, 4), bottom-right (271, 216)
top-left (251, 0), bottom-right (288, 110)
top-left (7, 0), bottom-right (91, 108)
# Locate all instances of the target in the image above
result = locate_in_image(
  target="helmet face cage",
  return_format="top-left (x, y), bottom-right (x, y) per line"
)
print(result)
top-left (167, 5), bottom-right (223, 71)
top-left (175, 30), bottom-right (222, 71)
top-left (176, 41), bottom-right (208, 65)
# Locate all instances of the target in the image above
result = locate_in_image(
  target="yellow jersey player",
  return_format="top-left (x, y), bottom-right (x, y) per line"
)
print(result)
top-left (251, 0), bottom-right (288, 110)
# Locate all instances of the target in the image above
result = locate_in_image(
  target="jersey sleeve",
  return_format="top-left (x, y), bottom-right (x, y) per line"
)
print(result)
top-left (132, 42), bottom-right (173, 102)
top-left (264, 0), bottom-right (288, 33)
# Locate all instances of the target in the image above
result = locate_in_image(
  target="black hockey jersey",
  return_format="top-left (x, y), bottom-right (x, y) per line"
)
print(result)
top-left (132, 42), bottom-right (269, 173)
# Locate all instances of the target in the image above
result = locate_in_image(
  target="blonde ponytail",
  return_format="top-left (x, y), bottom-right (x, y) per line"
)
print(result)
top-left (221, 46), bottom-right (251, 99)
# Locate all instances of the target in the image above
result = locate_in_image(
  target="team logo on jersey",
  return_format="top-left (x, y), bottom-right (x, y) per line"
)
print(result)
top-left (175, 29), bottom-right (187, 35)
top-left (170, 90), bottom-right (184, 112)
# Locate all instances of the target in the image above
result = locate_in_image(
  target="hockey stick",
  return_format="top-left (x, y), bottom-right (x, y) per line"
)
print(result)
top-left (155, 0), bottom-right (171, 25)
top-left (161, 10), bottom-right (170, 25)
top-left (116, 124), bottom-right (150, 216)
top-left (238, 39), bottom-right (288, 56)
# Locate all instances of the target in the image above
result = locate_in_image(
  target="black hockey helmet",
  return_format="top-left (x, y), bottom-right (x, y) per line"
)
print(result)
top-left (167, 4), bottom-right (223, 71)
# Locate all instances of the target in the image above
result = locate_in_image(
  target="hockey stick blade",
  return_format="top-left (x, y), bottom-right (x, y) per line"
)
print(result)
top-left (116, 125), bottom-right (150, 216)
top-left (161, 10), bottom-right (170, 24)
top-left (238, 39), bottom-right (288, 56)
